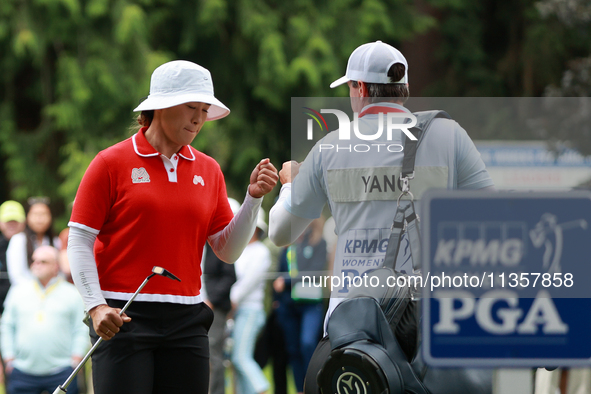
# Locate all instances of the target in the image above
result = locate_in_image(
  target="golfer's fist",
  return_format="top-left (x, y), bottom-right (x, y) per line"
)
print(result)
top-left (89, 304), bottom-right (131, 341)
top-left (248, 158), bottom-right (278, 198)
top-left (279, 161), bottom-right (301, 185)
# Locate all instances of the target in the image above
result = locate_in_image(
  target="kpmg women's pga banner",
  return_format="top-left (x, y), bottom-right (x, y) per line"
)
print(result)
top-left (421, 190), bottom-right (591, 367)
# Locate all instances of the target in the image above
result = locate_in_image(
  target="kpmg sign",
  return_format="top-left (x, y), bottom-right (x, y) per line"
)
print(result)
top-left (421, 190), bottom-right (591, 367)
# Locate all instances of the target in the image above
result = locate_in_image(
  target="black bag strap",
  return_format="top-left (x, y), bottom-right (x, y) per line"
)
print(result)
top-left (383, 202), bottom-right (414, 270)
top-left (385, 110), bottom-right (451, 272)
top-left (398, 110), bottom-right (452, 193)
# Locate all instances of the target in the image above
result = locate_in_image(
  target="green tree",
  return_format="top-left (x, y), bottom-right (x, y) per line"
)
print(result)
top-left (537, 0), bottom-right (591, 155)
top-left (425, 0), bottom-right (590, 98)
top-left (0, 0), bottom-right (436, 228)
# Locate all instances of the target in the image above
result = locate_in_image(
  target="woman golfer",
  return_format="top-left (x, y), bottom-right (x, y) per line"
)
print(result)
top-left (67, 60), bottom-right (278, 394)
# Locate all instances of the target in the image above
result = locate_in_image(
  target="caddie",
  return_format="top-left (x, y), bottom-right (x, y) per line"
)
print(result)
top-left (268, 40), bottom-right (496, 394)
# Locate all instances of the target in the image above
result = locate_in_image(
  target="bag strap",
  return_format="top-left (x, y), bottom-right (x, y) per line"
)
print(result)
top-left (382, 201), bottom-right (421, 270)
top-left (385, 110), bottom-right (451, 272)
top-left (398, 110), bottom-right (452, 194)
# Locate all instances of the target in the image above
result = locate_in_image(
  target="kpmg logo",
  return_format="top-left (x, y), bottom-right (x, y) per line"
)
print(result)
top-left (303, 107), bottom-right (417, 153)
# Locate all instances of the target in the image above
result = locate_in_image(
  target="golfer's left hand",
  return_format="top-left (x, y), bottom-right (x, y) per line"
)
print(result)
top-left (248, 158), bottom-right (279, 198)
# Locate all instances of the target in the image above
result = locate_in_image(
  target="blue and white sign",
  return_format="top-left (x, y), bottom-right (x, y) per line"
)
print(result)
top-left (474, 141), bottom-right (591, 190)
top-left (421, 190), bottom-right (591, 367)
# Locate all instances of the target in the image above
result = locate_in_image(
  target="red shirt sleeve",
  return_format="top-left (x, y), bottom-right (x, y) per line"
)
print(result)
top-left (207, 168), bottom-right (234, 237)
top-left (69, 153), bottom-right (112, 232)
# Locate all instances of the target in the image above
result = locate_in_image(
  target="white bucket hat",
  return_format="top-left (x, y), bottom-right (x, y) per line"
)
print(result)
top-left (134, 60), bottom-right (230, 121)
top-left (330, 41), bottom-right (408, 88)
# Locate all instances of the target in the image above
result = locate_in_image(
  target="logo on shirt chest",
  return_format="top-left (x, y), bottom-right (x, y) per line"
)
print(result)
top-left (193, 175), bottom-right (205, 186)
top-left (132, 167), bottom-right (151, 183)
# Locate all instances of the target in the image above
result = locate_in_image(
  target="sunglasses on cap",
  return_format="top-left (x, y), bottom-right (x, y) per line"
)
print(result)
top-left (27, 196), bottom-right (50, 206)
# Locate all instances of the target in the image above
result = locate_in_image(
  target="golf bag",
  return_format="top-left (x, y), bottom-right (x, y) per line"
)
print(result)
top-left (316, 111), bottom-right (493, 394)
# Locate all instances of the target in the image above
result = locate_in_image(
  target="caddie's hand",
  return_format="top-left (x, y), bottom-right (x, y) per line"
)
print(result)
top-left (89, 304), bottom-right (131, 341)
top-left (279, 161), bottom-right (301, 185)
top-left (248, 158), bottom-right (279, 199)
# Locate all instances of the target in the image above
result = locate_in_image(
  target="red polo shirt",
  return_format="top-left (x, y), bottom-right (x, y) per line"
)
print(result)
top-left (69, 128), bottom-right (233, 303)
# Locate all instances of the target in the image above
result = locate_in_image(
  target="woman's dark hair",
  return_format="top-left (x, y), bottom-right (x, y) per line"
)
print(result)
top-left (351, 63), bottom-right (409, 104)
top-left (137, 110), bottom-right (154, 127)
top-left (24, 202), bottom-right (55, 267)
top-left (129, 110), bottom-right (154, 134)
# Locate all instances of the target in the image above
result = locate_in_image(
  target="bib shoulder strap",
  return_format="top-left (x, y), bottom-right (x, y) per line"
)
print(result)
top-left (400, 110), bottom-right (451, 180)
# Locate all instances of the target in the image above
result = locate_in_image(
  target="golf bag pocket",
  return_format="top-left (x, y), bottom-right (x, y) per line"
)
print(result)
top-left (317, 297), bottom-right (430, 394)
top-left (344, 267), bottom-right (420, 362)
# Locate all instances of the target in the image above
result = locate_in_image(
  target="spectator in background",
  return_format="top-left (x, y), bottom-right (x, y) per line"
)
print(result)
top-left (273, 218), bottom-right (327, 394)
top-left (202, 198), bottom-right (239, 394)
top-left (1, 245), bottom-right (89, 394)
top-left (0, 201), bottom-right (26, 312)
top-left (58, 227), bottom-right (73, 283)
top-left (57, 201), bottom-right (74, 283)
top-left (256, 226), bottom-right (290, 394)
top-left (230, 209), bottom-right (271, 394)
top-left (0, 200), bottom-right (26, 387)
top-left (6, 197), bottom-right (60, 286)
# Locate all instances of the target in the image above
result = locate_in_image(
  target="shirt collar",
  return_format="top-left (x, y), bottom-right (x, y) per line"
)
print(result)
top-left (34, 276), bottom-right (61, 290)
top-left (358, 102), bottom-right (411, 118)
top-left (132, 127), bottom-right (196, 161)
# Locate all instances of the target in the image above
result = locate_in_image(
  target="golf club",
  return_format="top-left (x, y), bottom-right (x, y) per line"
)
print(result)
top-left (53, 266), bottom-right (181, 394)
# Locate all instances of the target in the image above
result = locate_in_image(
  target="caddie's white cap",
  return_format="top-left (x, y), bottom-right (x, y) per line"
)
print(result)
top-left (330, 41), bottom-right (408, 88)
top-left (134, 60), bottom-right (230, 121)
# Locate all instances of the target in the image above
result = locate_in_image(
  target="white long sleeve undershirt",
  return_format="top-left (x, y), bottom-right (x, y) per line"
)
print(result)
top-left (268, 183), bottom-right (313, 247)
top-left (68, 189), bottom-right (263, 312)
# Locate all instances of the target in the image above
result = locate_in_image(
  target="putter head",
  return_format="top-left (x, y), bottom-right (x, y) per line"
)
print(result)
top-left (152, 266), bottom-right (181, 282)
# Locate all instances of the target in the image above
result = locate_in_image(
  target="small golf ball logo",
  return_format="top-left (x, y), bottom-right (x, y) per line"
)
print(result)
top-left (336, 372), bottom-right (367, 394)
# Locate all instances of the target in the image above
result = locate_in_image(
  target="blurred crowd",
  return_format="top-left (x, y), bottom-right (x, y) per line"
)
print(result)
top-left (0, 198), bottom-right (90, 394)
top-left (0, 196), bottom-right (336, 394)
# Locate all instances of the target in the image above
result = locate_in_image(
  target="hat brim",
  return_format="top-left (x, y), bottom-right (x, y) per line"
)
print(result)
top-left (330, 75), bottom-right (350, 88)
top-left (0, 213), bottom-right (25, 223)
top-left (133, 93), bottom-right (230, 121)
